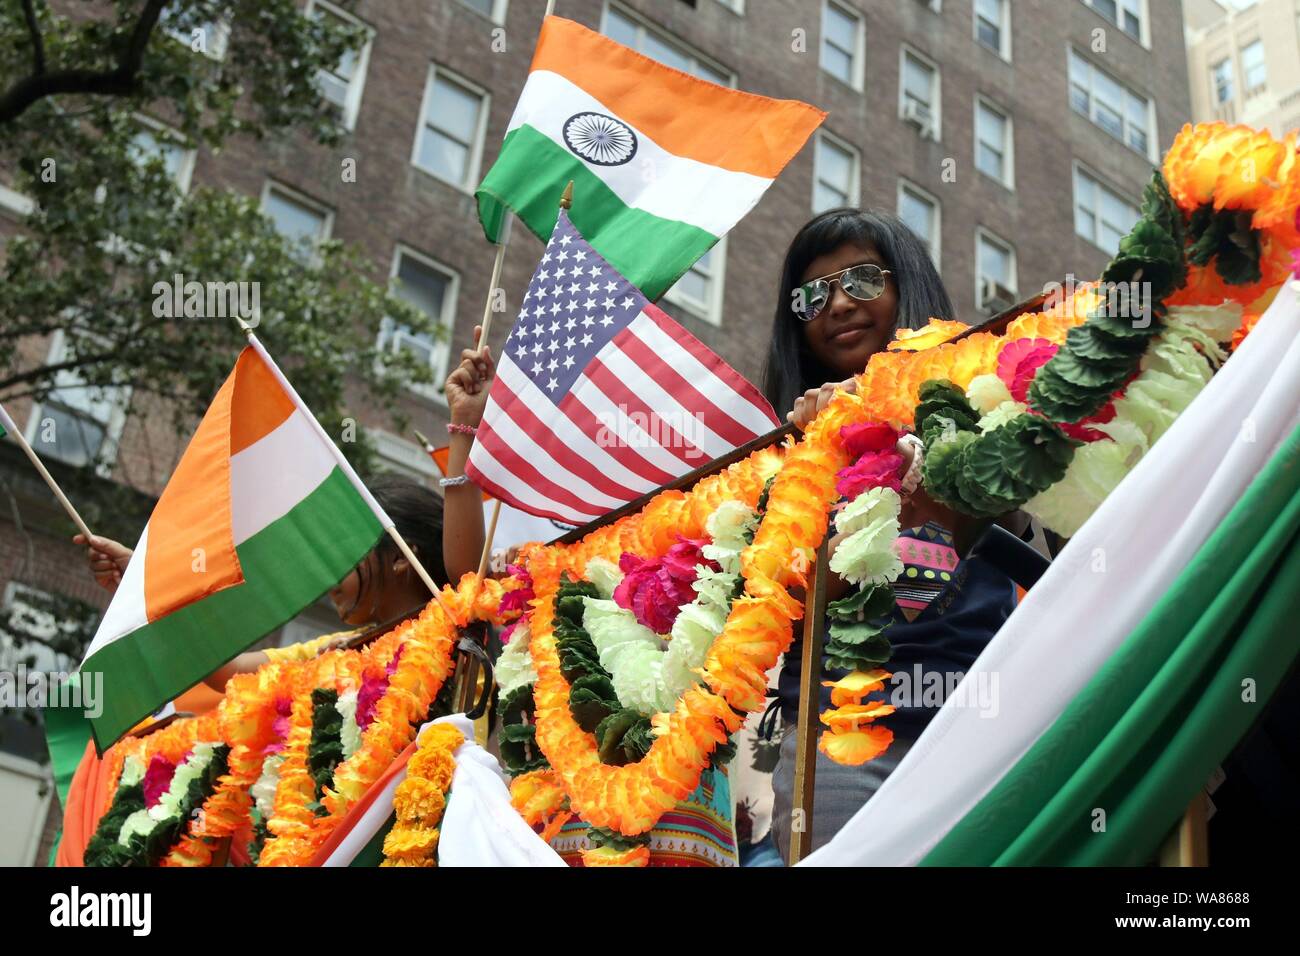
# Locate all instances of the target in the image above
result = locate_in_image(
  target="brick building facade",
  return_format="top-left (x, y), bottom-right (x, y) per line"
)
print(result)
top-left (0, 0), bottom-right (1191, 863)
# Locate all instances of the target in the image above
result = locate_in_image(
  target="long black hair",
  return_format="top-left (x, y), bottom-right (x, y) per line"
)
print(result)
top-left (762, 208), bottom-right (955, 414)
top-left (347, 472), bottom-right (448, 618)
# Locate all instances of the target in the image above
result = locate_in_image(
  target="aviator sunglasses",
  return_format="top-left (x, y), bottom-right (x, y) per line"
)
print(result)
top-left (791, 263), bottom-right (892, 322)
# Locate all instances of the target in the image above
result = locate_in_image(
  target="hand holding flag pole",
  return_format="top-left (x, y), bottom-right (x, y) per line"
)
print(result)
top-left (0, 400), bottom-right (96, 541)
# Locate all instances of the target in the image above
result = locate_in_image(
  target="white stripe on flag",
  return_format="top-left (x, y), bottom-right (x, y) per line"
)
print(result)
top-left (568, 373), bottom-right (694, 477)
top-left (800, 282), bottom-right (1300, 867)
top-left (624, 314), bottom-right (779, 437)
top-left (507, 70), bottom-right (771, 237)
top-left (470, 441), bottom-right (602, 525)
top-left (494, 355), bottom-right (659, 495)
top-left (476, 397), bottom-right (627, 513)
top-left (84, 524), bottom-right (150, 661)
top-left (229, 409), bottom-right (336, 545)
top-left (597, 333), bottom-right (734, 460)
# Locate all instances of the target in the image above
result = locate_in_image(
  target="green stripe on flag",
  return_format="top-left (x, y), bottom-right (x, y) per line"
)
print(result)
top-left (476, 125), bottom-right (717, 301)
top-left (84, 467), bottom-right (383, 749)
top-left (923, 421), bottom-right (1300, 866)
top-left (349, 811), bottom-right (397, 867)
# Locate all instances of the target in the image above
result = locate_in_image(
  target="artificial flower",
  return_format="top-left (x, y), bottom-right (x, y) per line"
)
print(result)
top-left (997, 337), bottom-right (1058, 402)
top-left (965, 373), bottom-right (1016, 414)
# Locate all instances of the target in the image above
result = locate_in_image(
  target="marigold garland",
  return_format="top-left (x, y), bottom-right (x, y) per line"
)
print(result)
top-left (380, 722), bottom-right (463, 867)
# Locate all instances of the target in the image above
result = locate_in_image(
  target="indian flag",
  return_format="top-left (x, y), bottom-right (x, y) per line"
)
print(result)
top-left (801, 282), bottom-right (1300, 867)
top-left (476, 15), bottom-right (825, 301)
top-left (81, 336), bottom-right (390, 750)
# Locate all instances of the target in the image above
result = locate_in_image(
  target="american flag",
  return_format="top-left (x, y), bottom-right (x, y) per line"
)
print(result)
top-left (467, 210), bottom-right (779, 526)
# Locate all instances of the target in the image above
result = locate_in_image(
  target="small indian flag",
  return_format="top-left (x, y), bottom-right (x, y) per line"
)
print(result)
top-left (81, 336), bottom-right (390, 750)
top-left (476, 15), bottom-right (825, 301)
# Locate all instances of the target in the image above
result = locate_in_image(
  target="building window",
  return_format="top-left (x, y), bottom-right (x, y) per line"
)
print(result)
top-left (306, 0), bottom-right (373, 131)
top-left (160, 2), bottom-right (230, 59)
top-left (380, 247), bottom-right (457, 399)
top-left (976, 229), bottom-right (1017, 314)
top-left (129, 119), bottom-right (195, 193)
top-left (371, 431), bottom-right (439, 481)
top-left (24, 331), bottom-right (129, 474)
top-left (900, 46), bottom-right (940, 139)
top-left (1083, 0), bottom-right (1144, 45)
top-left (714, 0), bottom-right (745, 13)
top-left (1074, 165), bottom-right (1140, 255)
top-left (975, 96), bottom-right (1013, 187)
top-left (663, 240), bottom-right (727, 326)
top-left (413, 66), bottom-right (489, 191)
top-left (897, 180), bottom-right (941, 268)
top-left (813, 131), bottom-right (860, 213)
top-left (261, 182), bottom-right (332, 262)
top-left (456, 0), bottom-right (509, 23)
top-left (1211, 58), bottom-right (1234, 104)
top-left (820, 0), bottom-right (864, 89)
top-left (1241, 40), bottom-right (1266, 96)
top-left (1068, 49), bottom-right (1155, 158)
top-left (602, 3), bottom-right (734, 85)
top-left (974, 0), bottom-right (1010, 59)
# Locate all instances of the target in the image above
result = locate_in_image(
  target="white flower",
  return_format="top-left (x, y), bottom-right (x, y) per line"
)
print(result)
top-left (965, 373), bottom-right (1015, 415)
top-left (1166, 301), bottom-right (1242, 343)
top-left (495, 624), bottom-right (538, 698)
top-left (336, 690), bottom-right (361, 761)
top-left (836, 486), bottom-right (901, 536)
top-left (584, 557), bottom-right (623, 599)
top-left (251, 754), bottom-right (285, 820)
top-left (118, 753), bottom-right (146, 788)
top-left (978, 400), bottom-right (1029, 434)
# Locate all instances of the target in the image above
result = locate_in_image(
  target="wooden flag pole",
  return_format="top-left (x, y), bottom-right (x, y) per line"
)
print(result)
top-left (0, 402), bottom-right (95, 541)
top-left (788, 538), bottom-right (829, 865)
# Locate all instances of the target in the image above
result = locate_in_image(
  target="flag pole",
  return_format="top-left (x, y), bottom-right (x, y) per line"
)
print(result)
top-left (0, 402), bottom-right (95, 541)
top-left (789, 538), bottom-right (829, 865)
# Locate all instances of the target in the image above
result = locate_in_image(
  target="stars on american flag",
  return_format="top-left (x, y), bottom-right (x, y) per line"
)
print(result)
top-left (502, 214), bottom-right (648, 399)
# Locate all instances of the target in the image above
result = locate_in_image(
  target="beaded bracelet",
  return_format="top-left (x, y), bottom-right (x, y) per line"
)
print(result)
top-left (447, 422), bottom-right (476, 436)
top-left (439, 475), bottom-right (470, 488)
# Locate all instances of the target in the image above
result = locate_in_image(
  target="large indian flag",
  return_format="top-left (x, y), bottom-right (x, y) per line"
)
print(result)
top-left (801, 281), bottom-right (1300, 867)
top-left (81, 337), bottom-right (390, 750)
top-left (476, 15), bottom-right (825, 301)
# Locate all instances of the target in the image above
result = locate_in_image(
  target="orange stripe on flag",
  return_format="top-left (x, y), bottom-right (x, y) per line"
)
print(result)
top-left (230, 348), bottom-right (295, 456)
top-left (532, 17), bottom-right (825, 179)
top-left (143, 353), bottom-right (246, 621)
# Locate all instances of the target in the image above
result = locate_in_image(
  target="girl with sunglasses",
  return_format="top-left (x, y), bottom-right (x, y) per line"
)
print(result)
top-left (759, 208), bottom-right (1021, 862)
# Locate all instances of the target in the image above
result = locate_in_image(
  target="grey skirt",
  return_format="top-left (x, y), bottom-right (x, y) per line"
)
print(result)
top-left (769, 726), bottom-right (914, 863)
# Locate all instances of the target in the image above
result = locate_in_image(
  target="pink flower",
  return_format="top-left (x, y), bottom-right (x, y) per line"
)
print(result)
top-left (840, 421), bottom-right (899, 458)
top-left (1290, 247), bottom-right (1300, 281)
top-left (836, 449), bottom-right (904, 499)
top-left (356, 643), bottom-right (405, 730)
top-left (997, 338), bottom-right (1058, 403)
top-left (498, 564), bottom-right (535, 617)
top-left (264, 696), bottom-right (294, 755)
top-left (142, 754), bottom-right (178, 808)
top-left (613, 538), bottom-right (717, 634)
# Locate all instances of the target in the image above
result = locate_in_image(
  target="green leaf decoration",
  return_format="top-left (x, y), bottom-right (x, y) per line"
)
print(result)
top-left (827, 618), bottom-right (888, 647)
top-left (84, 782), bottom-right (146, 867)
top-left (308, 688), bottom-right (344, 799)
top-left (1215, 210), bottom-right (1263, 285)
top-left (1064, 322), bottom-right (1147, 364)
top-left (594, 708), bottom-right (648, 766)
top-left (587, 826), bottom-right (651, 851)
top-left (621, 719), bottom-right (656, 762)
top-left (1049, 350), bottom-right (1133, 391)
top-left (827, 582), bottom-right (896, 622)
top-left (914, 379), bottom-right (980, 444)
top-left (921, 430), bottom-right (979, 512)
top-left (569, 673), bottom-right (619, 732)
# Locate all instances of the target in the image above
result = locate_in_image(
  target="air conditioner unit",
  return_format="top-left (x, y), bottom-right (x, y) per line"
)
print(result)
top-left (980, 278), bottom-right (1017, 315)
top-left (902, 100), bottom-right (936, 139)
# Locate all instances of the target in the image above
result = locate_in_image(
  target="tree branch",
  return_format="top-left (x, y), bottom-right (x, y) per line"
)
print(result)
top-left (21, 0), bottom-right (46, 75)
top-left (0, 0), bottom-right (168, 126)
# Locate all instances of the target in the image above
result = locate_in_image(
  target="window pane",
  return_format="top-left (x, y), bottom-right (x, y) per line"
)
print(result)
top-left (817, 137), bottom-right (853, 193)
top-left (430, 76), bottom-right (480, 143)
top-left (672, 269), bottom-right (709, 305)
top-left (394, 255), bottom-right (449, 320)
top-left (1212, 60), bottom-right (1233, 102)
top-left (1070, 84), bottom-right (1091, 116)
top-left (130, 130), bottom-right (186, 182)
top-left (1096, 103), bottom-right (1124, 139)
top-left (903, 55), bottom-right (933, 107)
top-left (34, 404), bottom-right (106, 467)
top-left (979, 237), bottom-right (1011, 285)
top-left (1069, 50), bottom-right (1088, 85)
top-left (1093, 0), bottom-right (1118, 22)
top-left (1076, 208), bottom-right (1096, 241)
top-left (815, 182), bottom-right (848, 213)
top-left (604, 7), bottom-right (639, 47)
top-left (264, 190), bottom-right (326, 247)
top-left (824, 3), bottom-right (856, 47)
top-left (822, 44), bottom-right (853, 83)
top-left (1242, 41), bottom-right (1266, 89)
top-left (458, 0), bottom-right (494, 16)
top-left (899, 189), bottom-right (934, 245)
top-left (644, 31), bottom-right (694, 73)
top-left (978, 143), bottom-right (1003, 179)
top-left (1095, 70), bottom-right (1124, 112)
top-left (977, 19), bottom-right (1000, 50)
top-left (417, 129), bottom-right (470, 185)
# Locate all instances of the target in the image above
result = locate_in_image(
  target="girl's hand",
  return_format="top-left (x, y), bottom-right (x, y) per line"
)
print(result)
top-left (444, 325), bottom-right (496, 428)
top-left (73, 534), bottom-right (133, 593)
top-left (787, 378), bottom-right (858, 431)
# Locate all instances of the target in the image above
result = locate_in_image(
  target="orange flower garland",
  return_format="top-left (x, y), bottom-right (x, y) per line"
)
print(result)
top-left (380, 722), bottom-right (463, 867)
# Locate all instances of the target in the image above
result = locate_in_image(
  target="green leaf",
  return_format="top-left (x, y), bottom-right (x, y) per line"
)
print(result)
top-left (827, 582), bottom-right (896, 622)
top-left (569, 673), bottom-right (619, 732)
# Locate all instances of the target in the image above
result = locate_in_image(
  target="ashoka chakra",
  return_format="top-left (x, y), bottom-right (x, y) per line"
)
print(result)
top-left (562, 113), bottom-right (638, 166)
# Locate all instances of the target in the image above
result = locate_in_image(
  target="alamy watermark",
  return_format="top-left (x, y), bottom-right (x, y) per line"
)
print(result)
top-left (1043, 273), bottom-right (1152, 328)
top-left (0, 666), bottom-right (102, 719)
top-left (595, 407), bottom-right (707, 460)
top-left (152, 272), bottom-right (261, 325)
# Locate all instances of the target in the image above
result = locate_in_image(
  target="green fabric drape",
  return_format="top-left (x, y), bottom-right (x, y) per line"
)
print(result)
top-left (924, 422), bottom-right (1300, 866)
